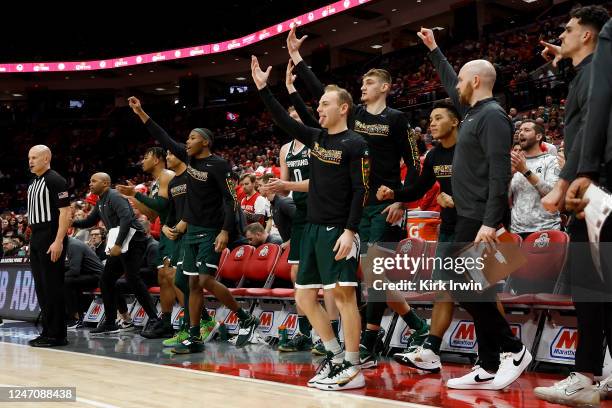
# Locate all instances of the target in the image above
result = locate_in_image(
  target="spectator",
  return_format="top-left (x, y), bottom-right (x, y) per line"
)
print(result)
top-left (64, 237), bottom-right (103, 329)
top-left (509, 120), bottom-right (561, 238)
top-left (2, 238), bottom-right (19, 257)
top-left (240, 174), bottom-right (270, 225)
top-left (244, 222), bottom-right (282, 246)
top-left (87, 227), bottom-right (107, 263)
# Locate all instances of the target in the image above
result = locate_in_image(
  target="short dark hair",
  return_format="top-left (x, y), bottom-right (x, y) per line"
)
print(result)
top-left (192, 128), bottom-right (215, 149)
top-left (570, 5), bottom-right (610, 34)
top-left (262, 173), bottom-right (274, 184)
top-left (432, 100), bottom-right (461, 121)
top-left (521, 119), bottom-right (545, 142)
top-left (145, 147), bottom-right (166, 163)
top-left (240, 174), bottom-right (256, 183)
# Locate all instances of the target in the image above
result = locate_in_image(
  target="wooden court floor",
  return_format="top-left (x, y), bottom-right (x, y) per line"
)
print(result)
top-left (0, 341), bottom-right (427, 408)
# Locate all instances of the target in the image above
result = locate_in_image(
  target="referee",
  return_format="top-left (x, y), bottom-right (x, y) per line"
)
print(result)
top-left (27, 145), bottom-right (71, 347)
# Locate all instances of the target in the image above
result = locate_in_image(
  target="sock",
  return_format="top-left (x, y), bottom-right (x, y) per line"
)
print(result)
top-left (162, 312), bottom-right (171, 325)
top-left (330, 320), bottom-right (340, 340)
top-left (324, 338), bottom-right (344, 364)
top-left (345, 351), bottom-right (360, 366)
top-left (236, 308), bottom-right (249, 321)
top-left (189, 325), bottom-right (200, 338)
top-left (422, 334), bottom-right (442, 354)
top-left (298, 315), bottom-right (311, 337)
top-left (362, 329), bottom-right (379, 351)
top-left (402, 309), bottom-right (424, 330)
top-left (201, 308), bottom-right (212, 322)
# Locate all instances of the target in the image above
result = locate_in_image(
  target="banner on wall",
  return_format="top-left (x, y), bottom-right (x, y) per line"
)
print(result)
top-left (0, 261), bottom-right (40, 321)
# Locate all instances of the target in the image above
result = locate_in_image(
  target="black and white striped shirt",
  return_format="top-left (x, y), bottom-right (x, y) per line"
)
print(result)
top-left (27, 169), bottom-right (70, 227)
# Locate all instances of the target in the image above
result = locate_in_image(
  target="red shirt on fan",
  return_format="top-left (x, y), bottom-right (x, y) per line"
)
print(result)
top-left (240, 192), bottom-right (269, 225)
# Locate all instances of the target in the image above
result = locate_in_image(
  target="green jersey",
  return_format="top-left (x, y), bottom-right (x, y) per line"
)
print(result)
top-left (285, 140), bottom-right (310, 211)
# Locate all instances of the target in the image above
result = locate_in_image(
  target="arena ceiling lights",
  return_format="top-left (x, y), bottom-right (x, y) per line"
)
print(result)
top-left (0, 0), bottom-right (372, 75)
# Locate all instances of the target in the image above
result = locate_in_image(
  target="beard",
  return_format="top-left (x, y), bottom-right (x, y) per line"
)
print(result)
top-left (458, 83), bottom-right (473, 106)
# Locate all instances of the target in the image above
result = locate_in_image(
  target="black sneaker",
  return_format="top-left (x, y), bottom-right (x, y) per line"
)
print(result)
top-left (235, 315), bottom-right (260, 347)
top-left (90, 321), bottom-right (120, 336)
top-left (278, 333), bottom-right (314, 352)
top-left (172, 335), bottom-right (205, 354)
top-left (28, 335), bottom-right (48, 346)
top-left (141, 319), bottom-right (174, 339)
top-left (67, 319), bottom-right (84, 330)
top-left (30, 337), bottom-right (69, 348)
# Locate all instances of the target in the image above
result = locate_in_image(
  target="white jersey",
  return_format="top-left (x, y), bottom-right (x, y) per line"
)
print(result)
top-left (510, 153), bottom-right (561, 234)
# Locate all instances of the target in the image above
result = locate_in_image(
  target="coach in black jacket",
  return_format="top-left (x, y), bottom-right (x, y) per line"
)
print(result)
top-left (72, 172), bottom-right (160, 335)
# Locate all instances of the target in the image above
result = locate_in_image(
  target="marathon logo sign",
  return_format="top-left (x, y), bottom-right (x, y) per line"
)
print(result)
top-left (224, 311), bottom-right (240, 331)
top-left (281, 313), bottom-right (298, 336)
top-left (449, 320), bottom-right (476, 349)
top-left (550, 327), bottom-right (578, 360)
top-left (87, 304), bottom-right (103, 320)
top-left (132, 305), bottom-right (147, 326)
top-left (258, 311), bottom-right (274, 333)
top-left (400, 326), bottom-right (414, 345)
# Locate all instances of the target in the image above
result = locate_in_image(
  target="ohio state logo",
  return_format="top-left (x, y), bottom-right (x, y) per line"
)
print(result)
top-left (534, 233), bottom-right (550, 248)
top-left (259, 245), bottom-right (269, 257)
top-left (236, 247), bottom-right (245, 258)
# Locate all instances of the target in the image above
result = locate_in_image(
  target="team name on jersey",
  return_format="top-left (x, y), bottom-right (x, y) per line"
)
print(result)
top-left (354, 120), bottom-right (390, 137)
top-left (170, 183), bottom-right (187, 197)
top-left (433, 164), bottom-right (452, 178)
top-left (187, 166), bottom-right (208, 181)
top-left (311, 142), bottom-right (343, 165)
top-left (286, 158), bottom-right (309, 168)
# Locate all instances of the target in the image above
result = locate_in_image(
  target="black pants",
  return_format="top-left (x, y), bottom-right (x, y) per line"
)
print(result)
top-left (64, 275), bottom-right (99, 318)
top-left (569, 216), bottom-right (612, 375)
top-left (452, 216), bottom-right (523, 372)
top-left (30, 229), bottom-right (67, 340)
top-left (100, 239), bottom-right (157, 323)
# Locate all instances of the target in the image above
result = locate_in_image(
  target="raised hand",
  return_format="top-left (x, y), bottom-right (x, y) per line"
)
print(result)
top-left (417, 27), bottom-right (438, 51)
top-left (286, 59), bottom-right (297, 92)
top-left (251, 56), bottom-right (272, 90)
top-left (128, 96), bottom-right (143, 113)
top-left (287, 26), bottom-right (307, 54)
top-left (540, 41), bottom-right (563, 67)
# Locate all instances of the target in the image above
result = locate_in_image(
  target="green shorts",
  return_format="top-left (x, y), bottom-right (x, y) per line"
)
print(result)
top-left (156, 234), bottom-right (177, 268)
top-left (181, 226), bottom-right (221, 276)
top-left (296, 223), bottom-right (360, 290)
top-left (431, 230), bottom-right (456, 282)
top-left (359, 202), bottom-right (405, 255)
top-left (288, 220), bottom-right (306, 264)
top-left (170, 235), bottom-right (184, 267)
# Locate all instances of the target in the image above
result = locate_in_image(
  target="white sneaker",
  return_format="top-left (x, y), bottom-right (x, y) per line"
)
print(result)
top-left (307, 353), bottom-right (334, 388)
top-left (597, 374), bottom-right (612, 400)
top-left (315, 361), bottom-right (365, 391)
top-left (491, 345), bottom-right (532, 389)
top-left (534, 372), bottom-right (600, 406)
top-left (393, 346), bottom-right (441, 373)
top-left (446, 365), bottom-right (497, 390)
top-left (118, 319), bottom-right (137, 333)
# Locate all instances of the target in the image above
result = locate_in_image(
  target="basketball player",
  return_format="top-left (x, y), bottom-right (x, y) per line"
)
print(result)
top-left (263, 60), bottom-right (341, 354)
top-left (253, 55), bottom-right (368, 390)
top-left (128, 96), bottom-right (259, 353)
top-left (117, 147), bottom-right (177, 339)
top-left (378, 101), bottom-right (459, 371)
top-left (286, 27), bottom-right (429, 368)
